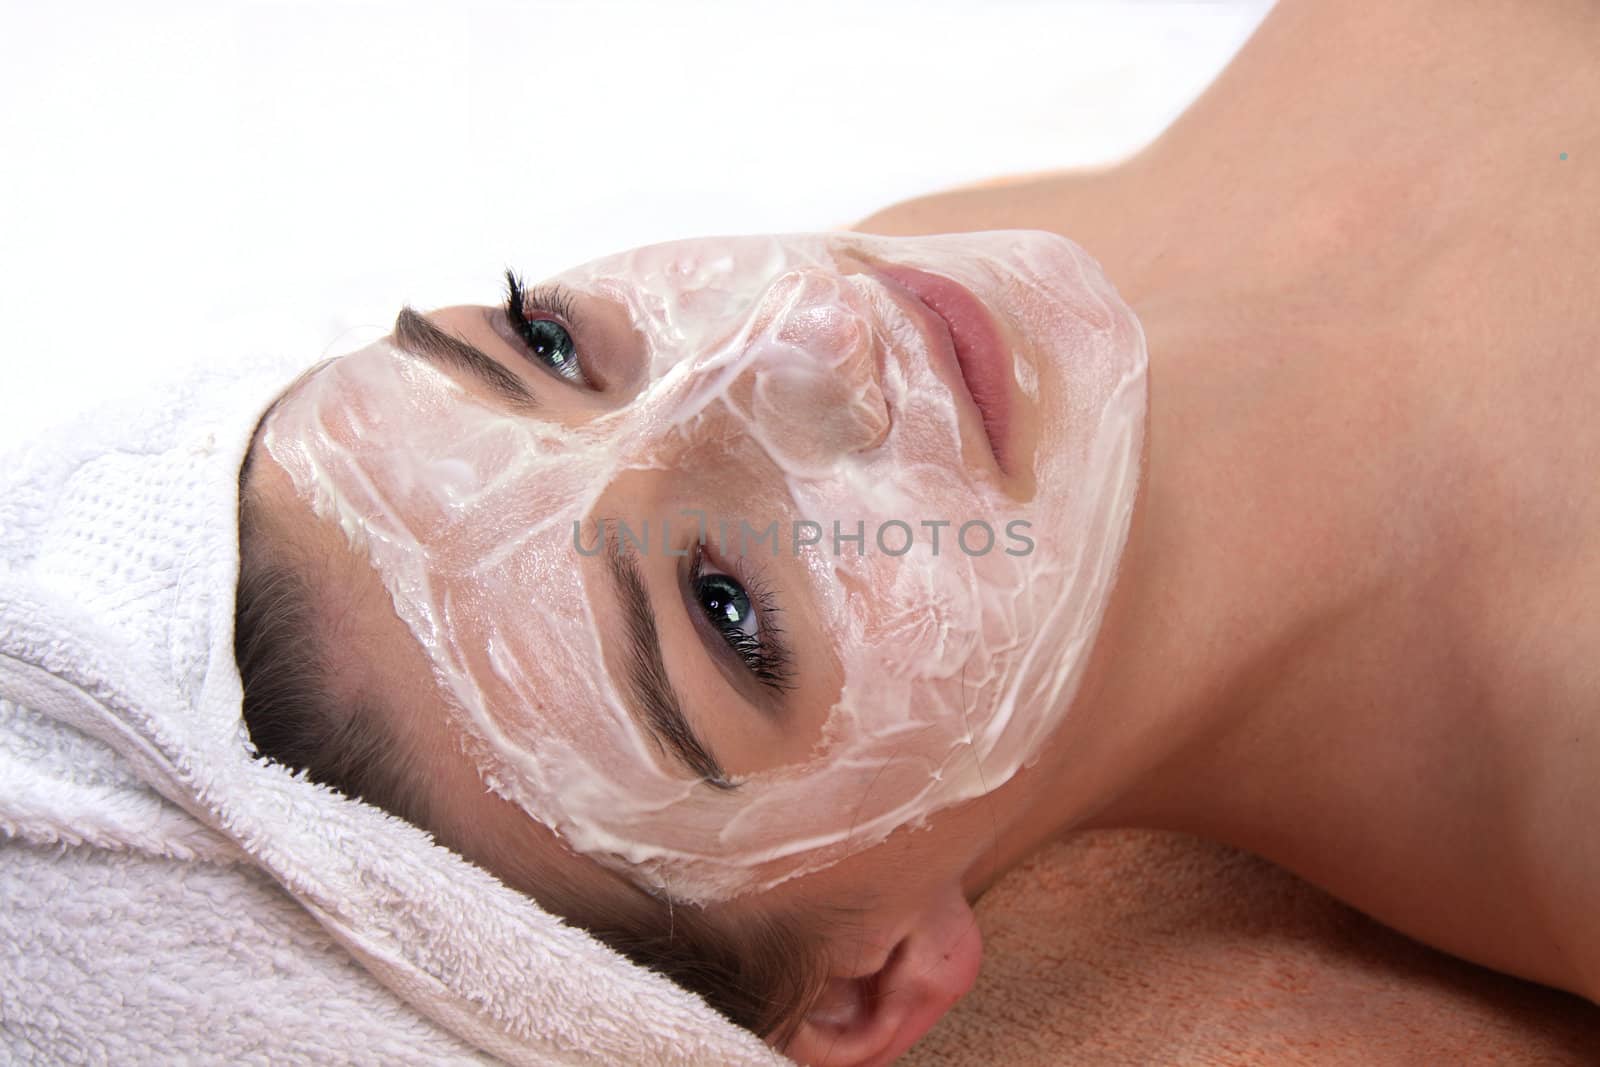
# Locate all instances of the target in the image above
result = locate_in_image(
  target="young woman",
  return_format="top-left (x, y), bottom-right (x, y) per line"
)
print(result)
top-left (235, 1), bottom-right (1600, 1063)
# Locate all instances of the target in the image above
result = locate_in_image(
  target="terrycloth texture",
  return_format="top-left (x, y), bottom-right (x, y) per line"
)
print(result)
top-left (10, 355), bottom-right (1595, 1067)
top-left (904, 830), bottom-right (1600, 1066)
top-left (0, 355), bottom-right (786, 1066)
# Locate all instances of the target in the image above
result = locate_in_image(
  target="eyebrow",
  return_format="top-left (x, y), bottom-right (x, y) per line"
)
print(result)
top-left (604, 535), bottom-right (735, 790)
top-left (391, 306), bottom-right (729, 787)
top-left (393, 306), bottom-right (539, 409)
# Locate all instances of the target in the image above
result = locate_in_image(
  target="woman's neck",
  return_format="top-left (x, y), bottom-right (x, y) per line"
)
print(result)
top-left (861, 0), bottom-right (1600, 996)
top-left (858, 128), bottom-right (1457, 865)
top-left (858, 172), bottom-right (1462, 898)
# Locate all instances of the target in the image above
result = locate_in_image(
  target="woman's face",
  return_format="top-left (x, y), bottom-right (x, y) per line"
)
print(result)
top-left (264, 231), bottom-right (1146, 903)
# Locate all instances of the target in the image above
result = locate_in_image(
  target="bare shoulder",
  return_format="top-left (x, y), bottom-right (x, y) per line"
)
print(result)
top-left (854, 0), bottom-right (1600, 1009)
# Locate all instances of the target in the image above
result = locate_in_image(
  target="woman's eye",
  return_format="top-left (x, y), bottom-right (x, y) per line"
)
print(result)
top-left (517, 318), bottom-right (583, 383)
top-left (697, 572), bottom-right (757, 638)
top-left (504, 270), bottom-right (589, 386)
top-left (689, 553), bottom-right (793, 692)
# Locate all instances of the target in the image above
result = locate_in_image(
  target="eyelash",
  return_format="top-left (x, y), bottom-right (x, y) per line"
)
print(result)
top-left (503, 269), bottom-right (589, 387)
top-left (689, 541), bottom-right (795, 694)
top-left (510, 263), bottom-right (791, 696)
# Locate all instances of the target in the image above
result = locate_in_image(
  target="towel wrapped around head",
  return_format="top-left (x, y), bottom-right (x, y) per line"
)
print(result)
top-left (0, 350), bottom-right (787, 1066)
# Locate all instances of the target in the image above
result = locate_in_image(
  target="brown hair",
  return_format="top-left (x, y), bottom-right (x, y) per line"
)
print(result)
top-left (232, 444), bottom-right (829, 1045)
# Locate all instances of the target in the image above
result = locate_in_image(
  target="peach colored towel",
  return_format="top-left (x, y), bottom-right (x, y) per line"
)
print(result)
top-left (904, 830), bottom-right (1600, 1065)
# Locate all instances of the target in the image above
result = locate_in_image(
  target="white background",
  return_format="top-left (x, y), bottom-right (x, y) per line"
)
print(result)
top-left (1, 1), bottom-right (1275, 447)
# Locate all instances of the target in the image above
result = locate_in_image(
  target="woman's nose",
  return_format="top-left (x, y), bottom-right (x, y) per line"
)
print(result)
top-left (739, 269), bottom-right (890, 466)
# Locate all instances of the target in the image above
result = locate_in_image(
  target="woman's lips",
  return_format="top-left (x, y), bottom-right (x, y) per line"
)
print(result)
top-left (873, 263), bottom-right (1016, 475)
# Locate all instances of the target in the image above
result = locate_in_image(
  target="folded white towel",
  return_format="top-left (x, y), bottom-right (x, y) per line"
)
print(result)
top-left (0, 350), bottom-right (786, 1066)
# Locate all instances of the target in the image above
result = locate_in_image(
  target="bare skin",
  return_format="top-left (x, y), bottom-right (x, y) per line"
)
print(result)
top-left (858, 0), bottom-right (1600, 1006)
top-left (248, 3), bottom-right (1599, 1061)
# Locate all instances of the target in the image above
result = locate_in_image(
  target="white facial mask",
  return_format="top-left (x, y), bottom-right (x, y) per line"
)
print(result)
top-left (264, 231), bottom-right (1147, 904)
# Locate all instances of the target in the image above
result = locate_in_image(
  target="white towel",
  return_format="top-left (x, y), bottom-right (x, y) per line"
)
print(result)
top-left (0, 350), bottom-right (788, 1067)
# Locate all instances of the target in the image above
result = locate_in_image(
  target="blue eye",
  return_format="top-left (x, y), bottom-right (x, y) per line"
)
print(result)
top-left (697, 573), bottom-right (755, 634)
top-left (517, 318), bottom-right (582, 382)
top-left (690, 547), bottom-right (793, 692)
top-left (504, 269), bottom-right (588, 386)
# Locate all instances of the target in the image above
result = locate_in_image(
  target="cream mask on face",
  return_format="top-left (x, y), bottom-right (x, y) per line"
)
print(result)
top-left (264, 231), bottom-right (1147, 904)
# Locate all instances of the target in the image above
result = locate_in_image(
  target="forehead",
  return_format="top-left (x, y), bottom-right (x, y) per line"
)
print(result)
top-left (255, 228), bottom-right (1150, 904)
top-left (245, 453), bottom-right (658, 912)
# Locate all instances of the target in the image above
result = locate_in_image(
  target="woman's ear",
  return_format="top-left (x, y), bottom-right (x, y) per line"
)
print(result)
top-left (782, 886), bottom-right (982, 1067)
